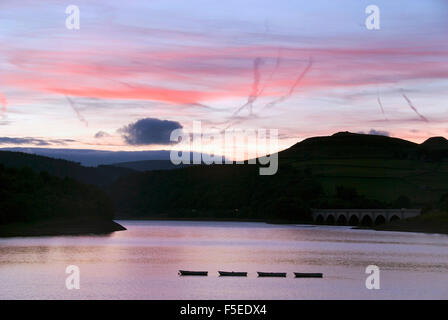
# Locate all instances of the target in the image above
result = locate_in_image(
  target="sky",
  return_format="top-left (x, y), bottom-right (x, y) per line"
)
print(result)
top-left (1, 0), bottom-right (448, 158)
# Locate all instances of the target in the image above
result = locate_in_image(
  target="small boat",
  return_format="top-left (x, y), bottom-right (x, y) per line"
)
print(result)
top-left (218, 271), bottom-right (248, 277)
top-left (178, 270), bottom-right (208, 276)
top-left (257, 272), bottom-right (287, 277)
top-left (294, 272), bottom-right (323, 278)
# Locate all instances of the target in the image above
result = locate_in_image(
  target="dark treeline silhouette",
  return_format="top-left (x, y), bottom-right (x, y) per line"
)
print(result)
top-left (107, 164), bottom-right (323, 221)
top-left (0, 151), bottom-right (133, 186)
top-left (0, 164), bottom-right (114, 225)
top-left (318, 185), bottom-right (411, 210)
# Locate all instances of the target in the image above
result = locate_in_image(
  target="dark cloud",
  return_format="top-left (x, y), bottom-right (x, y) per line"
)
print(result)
top-left (94, 131), bottom-right (111, 139)
top-left (0, 137), bottom-right (74, 146)
top-left (0, 137), bottom-right (50, 146)
top-left (49, 139), bottom-right (76, 144)
top-left (357, 129), bottom-right (390, 137)
top-left (119, 118), bottom-right (183, 145)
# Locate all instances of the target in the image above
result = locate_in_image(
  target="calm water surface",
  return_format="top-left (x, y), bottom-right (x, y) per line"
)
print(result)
top-left (1, 220), bottom-right (448, 299)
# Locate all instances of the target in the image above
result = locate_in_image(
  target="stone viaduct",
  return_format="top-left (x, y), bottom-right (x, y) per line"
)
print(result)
top-left (311, 209), bottom-right (421, 226)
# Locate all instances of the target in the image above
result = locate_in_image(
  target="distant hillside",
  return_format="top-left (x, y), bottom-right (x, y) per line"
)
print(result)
top-left (110, 160), bottom-right (188, 171)
top-left (108, 132), bottom-right (448, 220)
top-left (0, 148), bottom-right (173, 166)
top-left (1, 148), bottom-right (217, 166)
top-left (0, 151), bottom-right (134, 186)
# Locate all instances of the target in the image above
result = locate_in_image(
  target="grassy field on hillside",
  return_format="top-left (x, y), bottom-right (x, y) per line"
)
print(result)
top-left (288, 158), bottom-right (448, 204)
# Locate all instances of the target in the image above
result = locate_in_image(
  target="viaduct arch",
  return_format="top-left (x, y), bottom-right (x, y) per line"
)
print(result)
top-left (311, 209), bottom-right (421, 226)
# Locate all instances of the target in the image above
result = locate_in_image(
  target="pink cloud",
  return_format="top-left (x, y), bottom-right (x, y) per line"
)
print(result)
top-left (3, 41), bottom-right (448, 108)
top-left (0, 92), bottom-right (7, 115)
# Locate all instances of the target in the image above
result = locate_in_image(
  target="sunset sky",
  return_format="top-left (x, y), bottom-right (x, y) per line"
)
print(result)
top-left (1, 0), bottom-right (448, 157)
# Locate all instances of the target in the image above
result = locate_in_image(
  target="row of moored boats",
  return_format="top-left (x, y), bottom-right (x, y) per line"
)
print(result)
top-left (178, 270), bottom-right (323, 278)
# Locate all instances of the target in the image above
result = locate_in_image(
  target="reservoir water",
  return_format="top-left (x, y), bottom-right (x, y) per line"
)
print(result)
top-left (0, 220), bottom-right (447, 299)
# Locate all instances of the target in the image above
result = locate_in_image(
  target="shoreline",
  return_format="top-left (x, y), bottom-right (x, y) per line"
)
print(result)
top-left (116, 216), bottom-right (448, 235)
top-left (372, 222), bottom-right (448, 235)
top-left (0, 219), bottom-right (126, 238)
top-left (2, 215), bottom-right (447, 237)
top-left (116, 216), bottom-right (309, 225)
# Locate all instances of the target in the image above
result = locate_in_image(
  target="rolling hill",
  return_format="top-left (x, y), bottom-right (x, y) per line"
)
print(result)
top-left (108, 132), bottom-right (448, 220)
top-left (280, 132), bottom-right (448, 205)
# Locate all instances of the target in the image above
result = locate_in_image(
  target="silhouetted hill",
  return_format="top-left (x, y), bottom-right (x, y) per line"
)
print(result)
top-left (281, 131), bottom-right (448, 162)
top-left (0, 151), bottom-right (134, 186)
top-left (421, 136), bottom-right (448, 149)
top-left (278, 132), bottom-right (448, 205)
top-left (108, 132), bottom-right (448, 221)
top-left (416, 137), bottom-right (448, 161)
top-left (281, 132), bottom-right (417, 160)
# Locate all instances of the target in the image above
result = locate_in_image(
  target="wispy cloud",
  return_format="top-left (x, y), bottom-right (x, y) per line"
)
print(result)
top-left (66, 96), bottom-right (88, 127)
top-left (232, 57), bottom-right (264, 117)
top-left (259, 57), bottom-right (313, 112)
top-left (1, 1), bottom-right (448, 147)
top-left (0, 137), bottom-right (75, 146)
top-left (258, 50), bottom-right (282, 97)
top-left (402, 92), bottom-right (429, 122)
top-left (376, 88), bottom-right (387, 120)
